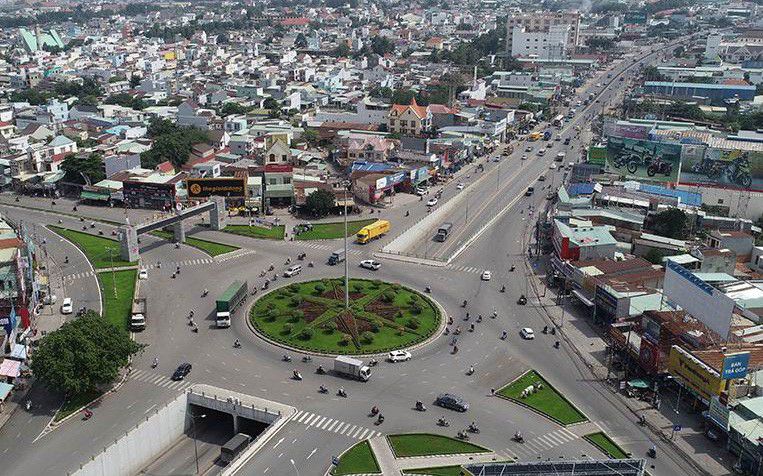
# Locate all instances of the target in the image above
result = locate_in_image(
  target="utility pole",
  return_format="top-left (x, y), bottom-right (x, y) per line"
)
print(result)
top-left (190, 412), bottom-right (206, 474)
top-left (342, 181), bottom-right (350, 311)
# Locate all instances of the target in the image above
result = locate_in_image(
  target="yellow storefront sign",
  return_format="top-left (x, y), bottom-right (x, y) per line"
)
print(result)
top-left (668, 346), bottom-right (725, 403)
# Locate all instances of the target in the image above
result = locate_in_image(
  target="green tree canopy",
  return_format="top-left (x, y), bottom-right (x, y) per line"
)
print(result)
top-left (140, 118), bottom-right (210, 169)
top-left (305, 189), bottom-right (336, 217)
top-left (31, 311), bottom-right (144, 396)
top-left (300, 128), bottom-right (320, 147)
top-left (650, 208), bottom-right (690, 239)
top-left (61, 152), bottom-right (106, 185)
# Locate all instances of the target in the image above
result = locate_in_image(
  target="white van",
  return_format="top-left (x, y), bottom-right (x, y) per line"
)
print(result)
top-left (284, 265), bottom-right (302, 277)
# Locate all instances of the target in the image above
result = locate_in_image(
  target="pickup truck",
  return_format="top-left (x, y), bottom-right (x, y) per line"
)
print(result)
top-left (130, 297), bottom-right (147, 331)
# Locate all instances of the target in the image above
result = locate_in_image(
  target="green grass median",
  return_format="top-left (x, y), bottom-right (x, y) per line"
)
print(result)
top-left (98, 269), bottom-right (137, 329)
top-left (222, 224), bottom-right (285, 240)
top-left (332, 440), bottom-right (380, 475)
top-left (388, 434), bottom-right (488, 458)
top-left (585, 432), bottom-right (628, 459)
top-left (150, 230), bottom-right (238, 257)
top-left (55, 389), bottom-right (102, 422)
top-left (295, 219), bottom-right (376, 240)
top-left (498, 370), bottom-right (588, 425)
top-left (49, 226), bottom-right (135, 269)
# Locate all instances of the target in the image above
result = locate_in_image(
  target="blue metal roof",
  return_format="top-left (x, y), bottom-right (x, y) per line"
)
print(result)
top-left (638, 183), bottom-right (702, 207)
top-left (350, 161), bottom-right (395, 173)
top-left (566, 183), bottom-right (596, 196)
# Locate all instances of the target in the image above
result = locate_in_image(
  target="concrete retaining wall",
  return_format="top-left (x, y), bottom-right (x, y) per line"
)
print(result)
top-left (73, 392), bottom-right (188, 476)
top-left (382, 191), bottom-right (466, 256)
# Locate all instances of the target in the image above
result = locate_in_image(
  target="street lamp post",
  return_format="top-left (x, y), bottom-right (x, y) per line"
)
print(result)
top-left (290, 458), bottom-right (301, 476)
top-left (342, 181), bottom-right (351, 311)
top-left (190, 413), bottom-right (207, 474)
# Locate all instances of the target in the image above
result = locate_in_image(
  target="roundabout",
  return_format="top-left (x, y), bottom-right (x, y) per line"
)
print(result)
top-left (249, 278), bottom-right (442, 355)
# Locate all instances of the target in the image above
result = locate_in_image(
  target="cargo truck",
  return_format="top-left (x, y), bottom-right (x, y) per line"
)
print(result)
top-left (130, 297), bottom-right (147, 331)
top-left (529, 132), bottom-right (542, 141)
top-left (356, 220), bottom-right (390, 244)
top-left (328, 248), bottom-right (346, 265)
top-left (334, 356), bottom-right (372, 381)
top-left (435, 223), bottom-right (453, 242)
top-left (216, 280), bottom-right (248, 328)
top-left (220, 433), bottom-right (251, 465)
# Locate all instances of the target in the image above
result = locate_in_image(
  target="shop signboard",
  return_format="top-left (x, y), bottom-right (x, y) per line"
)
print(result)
top-left (587, 146), bottom-right (608, 166)
top-left (721, 352), bottom-right (750, 379)
top-left (123, 180), bottom-right (176, 207)
top-left (187, 177), bottom-right (247, 199)
top-left (604, 136), bottom-right (682, 183)
top-left (603, 122), bottom-right (650, 140)
top-left (668, 346), bottom-right (725, 404)
top-left (679, 147), bottom-right (763, 192)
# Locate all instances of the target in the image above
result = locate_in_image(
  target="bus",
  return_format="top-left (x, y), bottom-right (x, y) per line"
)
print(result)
top-left (552, 114), bottom-right (564, 127)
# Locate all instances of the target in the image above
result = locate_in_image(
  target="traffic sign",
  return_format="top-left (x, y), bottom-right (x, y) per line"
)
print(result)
top-left (673, 424), bottom-right (682, 432)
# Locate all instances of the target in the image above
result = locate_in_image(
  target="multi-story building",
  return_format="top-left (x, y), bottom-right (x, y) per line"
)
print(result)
top-left (505, 12), bottom-right (580, 56)
top-left (511, 24), bottom-right (570, 59)
top-left (387, 98), bottom-right (432, 137)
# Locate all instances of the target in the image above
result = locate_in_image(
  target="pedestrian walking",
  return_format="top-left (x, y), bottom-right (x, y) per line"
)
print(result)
top-left (491, 388), bottom-right (495, 396)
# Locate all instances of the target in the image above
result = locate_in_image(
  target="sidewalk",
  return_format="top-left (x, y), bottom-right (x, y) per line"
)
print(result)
top-left (524, 256), bottom-right (732, 476)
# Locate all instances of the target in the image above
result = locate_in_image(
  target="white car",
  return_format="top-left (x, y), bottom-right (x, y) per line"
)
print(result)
top-left (61, 297), bottom-right (73, 315)
top-left (481, 270), bottom-right (492, 281)
top-left (360, 259), bottom-right (382, 270)
top-left (520, 328), bottom-right (535, 340)
top-left (456, 183), bottom-right (465, 191)
top-left (426, 198), bottom-right (438, 207)
top-left (550, 163), bottom-right (557, 169)
top-left (138, 268), bottom-right (148, 280)
top-left (388, 350), bottom-right (412, 362)
top-left (521, 154), bottom-right (528, 160)
top-left (416, 187), bottom-right (427, 196)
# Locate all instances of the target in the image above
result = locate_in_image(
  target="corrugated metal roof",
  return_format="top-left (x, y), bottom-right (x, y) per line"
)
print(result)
top-left (638, 183), bottom-right (702, 207)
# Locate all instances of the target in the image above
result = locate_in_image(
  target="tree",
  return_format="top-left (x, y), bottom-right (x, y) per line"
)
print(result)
top-left (587, 37), bottom-right (616, 51)
top-left (642, 66), bottom-right (667, 82)
top-left (294, 32), bottom-right (308, 48)
top-left (61, 153), bottom-right (106, 185)
top-left (650, 208), bottom-right (690, 239)
top-left (370, 36), bottom-right (395, 56)
top-left (333, 43), bottom-right (351, 57)
top-left (300, 128), bottom-right (320, 147)
top-left (31, 311), bottom-right (144, 396)
top-left (220, 102), bottom-right (249, 116)
top-left (305, 189), bottom-right (336, 217)
top-left (129, 75), bottom-right (142, 89)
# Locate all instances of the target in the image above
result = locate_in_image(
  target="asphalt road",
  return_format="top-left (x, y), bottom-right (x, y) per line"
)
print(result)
top-left (0, 38), bottom-right (703, 476)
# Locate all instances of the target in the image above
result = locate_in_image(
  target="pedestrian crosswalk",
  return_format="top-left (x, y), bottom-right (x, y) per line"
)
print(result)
top-left (292, 410), bottom-right (382, 440)
top-left (129, 368), bottom-right (194, 392)
top-left (63, 270), bottom-right (95, 281)
top-left (446, 264), bottom-right (482, 274)
top-left (291, 241), bottom-right (364, 256)
top-left (216, 248), bottom-right (256, 262)
top-left (145, 257), bottom-right (215, 270)
top-left (502, 428), bottom-right (580, 459)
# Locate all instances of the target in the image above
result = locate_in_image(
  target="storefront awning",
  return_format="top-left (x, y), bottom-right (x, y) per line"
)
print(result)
top-left (0, 359), bottom-right (20, 378)
top-left (572, 289), bottom-right (595, 307)
top-left (628, 378), bottom-right (650, 389)
top-left (10, 344), bottom-right (27, 360)
top-left (0, 382), bottom-right (12, 401)
top-left (80, 191), bottom-right (110, 201)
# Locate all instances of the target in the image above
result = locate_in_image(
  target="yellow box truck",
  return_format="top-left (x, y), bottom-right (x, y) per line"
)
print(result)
top-left (356, 220), bottom-right (390, 244)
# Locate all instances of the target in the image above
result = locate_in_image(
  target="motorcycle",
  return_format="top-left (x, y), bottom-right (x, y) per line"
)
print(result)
top-left (293, 370), bottom-right (303, 380)
top-left (371, 406), bottom-right (379, 416)
top-left (368, 359), bottom-right (378, 367)
top-left (469, 324), bottom-right (475, 332)
top-left (517, 295), bottom-right (527, 305)
top-left (415, 401), bottom-right (426, 412)
top-left (83, 409), bottom-right (93, 420)
top-left (512, 433), bottom-right (524, 443)
top-left (500, 285), bottom-right (506, 293)
top-left (282, 354), bottom-right (292, 362)
top-left (319, 385), bottom-right (328, 394)
top-left (202, 289), bottom-right (209, 297)
top-left (268, 264), bottom-right (274, 271)
top-left (554, 341), bottom-right (560, 349)
top-left (551, 327), bottom-right (556, 335)
top-left (302, 356), bottom-right (312, 363)
top-left (467, 365), bottom-right (475, 376)
top-left (543, 326), bottom-right (548, 334)
top-left (425, 286), bottom-right (431, 293)
top-left (437, 418), bottom-right (450, 427)
top-left (152, 357), bottom-right (159, 368)
top-left (25, 400), bottom-right (31, 411)
top-left (376, 414), bottom-right (384, 424)
top-left (510, 265), bottom-right (515, 272)
top-left (457, 430), bottom-right (470, 440)
top-left (462, 300), bottom-right (468, 308)
top-left (316, 365), bottom-right (325, 374)
top-left (647, 446), bottom-right (657, 458)
top-left (233, 340), bottom-right (241, 349)
top-left (297, 252), bottom-right (306, 260)
top-left (337, 388), bottom-right (347, 398)
top-left (501, 331), bottom-right (508, 340)
top-left (308, 262), bottom-right (314, 267)
top-left (262, 281), bottom-right (270, 290)
top-left (646, 155), bottom-right (673, 177)
top-left (468, 423), bottom-right (480, 434)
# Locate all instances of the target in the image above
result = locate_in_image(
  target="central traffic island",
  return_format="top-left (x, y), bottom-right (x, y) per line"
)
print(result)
top-left (249, 278), bottom-right (442, 355)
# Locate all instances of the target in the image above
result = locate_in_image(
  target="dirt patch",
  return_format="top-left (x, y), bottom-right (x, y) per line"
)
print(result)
top-left (321, 291), bottom-right (365, 301)
top-left (298, 301), bottom-right (328, 322)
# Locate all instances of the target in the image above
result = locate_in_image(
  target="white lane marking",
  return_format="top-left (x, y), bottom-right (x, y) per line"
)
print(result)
top-left (306, 448), bottom-right (317, 460)
top-left (272, 437), bottom-right (284, 449)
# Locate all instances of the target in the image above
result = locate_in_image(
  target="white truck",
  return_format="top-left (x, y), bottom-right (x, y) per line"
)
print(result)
top-left (130, 297), bottom-right (147, 331)
top-left (334, 356), bottom-right (372, 381)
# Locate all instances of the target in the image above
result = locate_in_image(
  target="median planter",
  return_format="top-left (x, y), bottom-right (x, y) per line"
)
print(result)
top-left (249, 279), bottom-right (441, 355)
top-left (497, 370), bottom-right (588, 426)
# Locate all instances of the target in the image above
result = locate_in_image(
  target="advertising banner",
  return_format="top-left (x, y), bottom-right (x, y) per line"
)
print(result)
top-left (668, 346), bottom-right (725, 404)
top-left (679, 147), bottom-right (763, 191)
top-left (588, 146), bottom-right (607, 166)
top-left (721, 352), bottom-right (750, 379)
top-left (603, 122), bottom-right (650, 140)
top-left (605, 136), bottom-right (681, 183)
top-left (664, 260), bottom-right (736, 339)
top-left (187, 177), bottom-right (247, 199)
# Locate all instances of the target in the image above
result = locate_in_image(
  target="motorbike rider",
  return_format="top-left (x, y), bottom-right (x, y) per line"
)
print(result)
top-left (319, 384), bottom-right (327, 393)
top-left (234, 339), bottom-right (241, 348)
top-left (501, 330), bottom-right (508, 339)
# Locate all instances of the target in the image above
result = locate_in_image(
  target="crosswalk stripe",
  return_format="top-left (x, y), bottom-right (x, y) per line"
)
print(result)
top-left (313, 417), bottom-right (326, 428)
top-left (326, 420), bottom-right (339, 432)
top-left (303, 414), bottom-right (317, 425)
top-left (544, 433), bottom-right (565, 445)
top-left (321, 418), bottom-right (334, 430)
top-left (298, 412), bottom-right (310, 423)
top-left (294, 410), bottom-right (303, 420)
top-left (351, 427), bottom-right (363, 438)
top-left (334, 422), bottom-right (346, 433)
top-left (357, 428), bottom-right (369, 439)
top-left (344, 424), bottom-right (356, 435)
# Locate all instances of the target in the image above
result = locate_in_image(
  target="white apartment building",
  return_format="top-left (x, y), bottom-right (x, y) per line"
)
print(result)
top-left (511, 25), bottom-right (570, 60)
top-left (505, 12), bottom-right (580, 55)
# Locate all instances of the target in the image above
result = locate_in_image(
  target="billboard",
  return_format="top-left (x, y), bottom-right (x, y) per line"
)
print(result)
top-left (603, 122), bottom-right (650, 140)
top-left (721, 352), bottom-right (750, 379)
top-left (187, 177), bottom-right (247, 199)
top-left (663, 260), bottom-right (736, 339)
top-left (679, 148), bottom-right (763, 192)
top-left (604, 136), bottom-right (681, 183)
top-left (668, 346), bottom-right (725, 404)
top-left (588, 146), bottom-right (607, 166)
